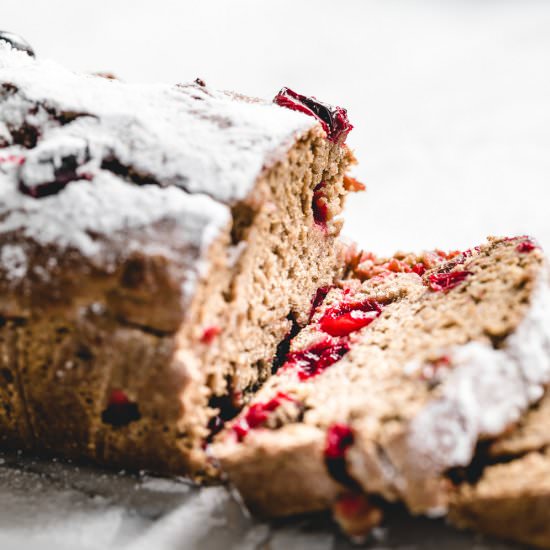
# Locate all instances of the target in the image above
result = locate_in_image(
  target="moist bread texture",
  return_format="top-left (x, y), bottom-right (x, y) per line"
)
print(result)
top-left (213, 236), bottom-right (550, 515)
top-left (0, 44), bottom-right (356, 476)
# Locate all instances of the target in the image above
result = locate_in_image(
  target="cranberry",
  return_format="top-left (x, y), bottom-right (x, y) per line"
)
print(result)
top-left (232, 392), bottom-right (294, 441)
top-left (325, 423), bottom-right (354, 459)
top-left (333, 492), bottom-right (383, 539)
top-left (319, 299), bottom-right (382, 337)
top-left (0, 154), bottom-right (25, 166)
top-left (517, 240), bottom-right (536, 253)
top-left (274, 87), bottom-right (353, 144)
top-left (412, 263), bottom-right (426, 276)
top-left (428, 271), bottom-right (472, 292)
top-left (325, 423), bottom-right (355, 484)
top-left (201, 326), bottom-right (221, 344)
top-left (310, 285), bottom-right (333, 319)
top-left (101, 389), bottom-right (141, 427)
top-left (312, 182), bottom-right (329, 227)
top-left (282, 339), bottom-right (350, 380)
top-left (343, 174), bottom-right (366, 192)
top-left (19, 153), bottom-right (93, 198)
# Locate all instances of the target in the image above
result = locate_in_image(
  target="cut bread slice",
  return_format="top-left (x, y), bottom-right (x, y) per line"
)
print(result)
top-left (0, 43), bottom-right (357, 476)
top-left (449, 390), bottom-right (550, 548)
top-left (212, 236), bottom-right (550, 515)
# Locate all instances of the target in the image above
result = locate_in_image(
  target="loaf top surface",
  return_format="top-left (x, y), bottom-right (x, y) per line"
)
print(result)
top-left (0, 43), bottom-right (318, 286)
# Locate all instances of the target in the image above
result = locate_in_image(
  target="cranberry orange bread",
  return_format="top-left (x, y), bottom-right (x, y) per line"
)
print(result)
top-left (449, 390), bottom-right (550, 548)
top-left (212, 236), bottom-right (550, 516)
top-left (0, 42), bottom-right (357, 476)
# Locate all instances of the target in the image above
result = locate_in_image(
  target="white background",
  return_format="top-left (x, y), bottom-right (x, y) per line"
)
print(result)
top-left (4, 0), bottom-right (550, 254)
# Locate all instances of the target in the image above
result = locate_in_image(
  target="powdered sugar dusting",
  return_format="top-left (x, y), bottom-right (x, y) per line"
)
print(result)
top-left (0, 42), bottom-right (317, 203)
top-left (403, 269), bottom-right (550, 504)
top-left (0, 43), bottom-right (317, 292)
top-left (0, 169), bottom-right (229, 256)
top-left (0, 243), bottom-right (27, 280)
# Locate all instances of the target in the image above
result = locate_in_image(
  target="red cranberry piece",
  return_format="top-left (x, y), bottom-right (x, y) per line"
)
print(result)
top-left (274, 87), bottom-right (353, 144)
top-left (428, 271), bottom-right (472, 292)
top-left (312, 182), bottom-right (329, 228)
top-left (517, 240), bottom-right (536, 253)
top-left (343, 174), bottom-right (366, 193)
top-left (310, 285), bottom-right (333, 319)
top-left (282, 339), bottom-right (350, 381)
top-left (101, 389), bottom-right (141, 427)
top-left (0, 154), bottom-right (25, 166)
top-left (201, 326), bottom-right (221, 344)
top-left (333, 492), bottom-right (383, 540)
top-left (412, 263), bottom-right (426, 276)
top-left (325, 423), bottom-right (354, 459)
top-left (325, 423), bottom-right (355, 484)
top-left (319, 299), bottom-right (382, 337)
top-left (232, 392), bottom-right (294, 441)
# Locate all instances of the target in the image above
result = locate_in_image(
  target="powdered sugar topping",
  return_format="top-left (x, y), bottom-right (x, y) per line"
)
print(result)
top-left (404, 269), bottom-right (550, 499)
top-left (0, 43), bottom-right (318, 286)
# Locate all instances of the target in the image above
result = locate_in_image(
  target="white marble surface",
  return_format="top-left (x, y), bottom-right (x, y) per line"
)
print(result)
top-left (1, 0), bottom-right (549, 548)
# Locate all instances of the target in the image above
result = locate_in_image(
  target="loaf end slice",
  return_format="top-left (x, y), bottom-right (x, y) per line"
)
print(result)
top-left (0, 43), bottom-right (357, 476)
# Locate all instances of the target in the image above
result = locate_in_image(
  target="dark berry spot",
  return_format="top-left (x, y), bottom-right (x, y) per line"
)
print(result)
top-left (194, 78), bottom-right (206, 87)
top-left (101, 389), bottom-right (140, 427)
top-left (272, 315), bottom-right (300, 373)
top-left (1, 368), bottom-right (13, 384)
top-left (312, 182), bottom-right (329, 228)
top-left (121, 259), bottom-right (145, 288)
top-left (0, 31), bottom-right (35, 57)
top-left (325, 423), bottom-right (354, 459)
top-left (517, 240), bottom-right (536, 253)
top-left (325, 423), bottom-right (354, 484)
top-left (281, 339), bottom-right (350, 380)
top-left (319, 299), bottom-right (383, 337)
top-left (201, 326), bottom-right (221, 344)
top-left (428, 271), bottom-right (472, 292)
top-left (310, 285), bottom-right (333, 320)
top-left (205, 415), bottom-right (225, 445)
top-left (274, 87), bottom-right (353, 144)
top-left (75, 344), bottom-right (94, 361)
top-left (19, 152), bottom-right (92, 198)
top-left (232, 392), bottom-right (294, 441)
top-left (101, 156), bottom-right (158, 186)
top-left (9, 123), bottom-right (40, 149)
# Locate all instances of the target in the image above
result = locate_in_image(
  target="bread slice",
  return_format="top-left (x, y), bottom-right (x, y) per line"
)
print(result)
top-left (0, 44), bottom-right (357, 476)
top-left (212, 236), bottom-right (550, 515)
top-left (449, 390), bottom-right (550, 548)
